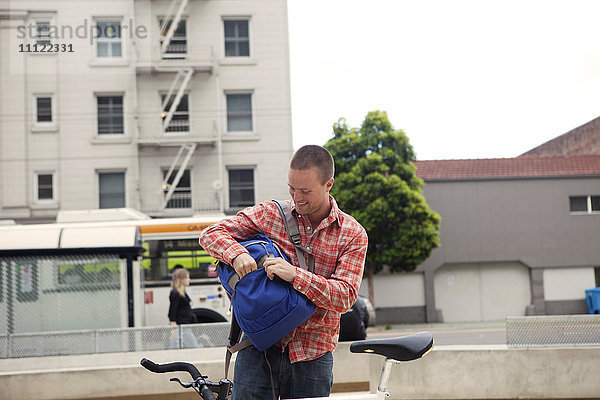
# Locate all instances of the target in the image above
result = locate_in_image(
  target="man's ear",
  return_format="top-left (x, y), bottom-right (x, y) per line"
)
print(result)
top-left (326, 177), bottom-right (334, 192)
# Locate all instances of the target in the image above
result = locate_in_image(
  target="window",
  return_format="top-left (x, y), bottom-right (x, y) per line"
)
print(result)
top-left (99, 172), bottom-right (125, 208)
top-left (226, 93), bottom-right (252, 131)
top-left (36, 96), bottom-right (52, 123)
top-left (159, 19), bottom-right (187, 58)
top-left (97, 95), bottom-right (124, 134)
top-left (96, 20), bottom-right (122, 58)
top-left (569, 195), bottom-right (600, 213)
top-left (36, 173), bottom-right (54, 201)
top-left (35, 20), bottom-right (51, 45)
top-left (224, 20), bottom-right (249, 57)
top-left (161, 94), bottom-right (189, 132)
top-left (57, 259), bottom-right (120, 287)
top-left (142, 240), bottom-right (217, 281)
top-left (229, 168), bottom-right (254, 208)
top-left (163, 169), bottom-right (191, 209)
top-left (593, 197), bottom-right (600, 212)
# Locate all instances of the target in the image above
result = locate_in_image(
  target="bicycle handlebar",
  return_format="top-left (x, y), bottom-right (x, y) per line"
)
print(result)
top-left (140, 358), bottom-right (233, 400)
top-left (140, 358), bottom-right (202, 380)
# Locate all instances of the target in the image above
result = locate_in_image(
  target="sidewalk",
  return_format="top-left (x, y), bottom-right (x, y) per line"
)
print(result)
top-left (364, 320), bottom-right (507, 346)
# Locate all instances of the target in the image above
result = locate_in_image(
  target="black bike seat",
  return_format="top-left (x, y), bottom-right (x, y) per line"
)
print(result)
top-left (350, 331), bottom-right (434, 362)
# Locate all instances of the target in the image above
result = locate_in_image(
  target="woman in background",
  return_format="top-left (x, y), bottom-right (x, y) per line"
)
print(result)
top-left (168, 268), bottom-right (199, 348)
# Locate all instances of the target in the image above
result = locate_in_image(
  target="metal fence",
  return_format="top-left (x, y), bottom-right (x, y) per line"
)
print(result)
top-left (0, 322), bottom-right (230, 358)
top-left (1, 254), bottom-right (124, 336)
top-left (506, 315), bottom-right (600, 347)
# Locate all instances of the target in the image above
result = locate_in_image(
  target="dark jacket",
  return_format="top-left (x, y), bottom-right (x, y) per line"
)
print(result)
top-left (168, 290), bottom-right (198, 324)
top-left (339, 297), bottom-right (369, 341)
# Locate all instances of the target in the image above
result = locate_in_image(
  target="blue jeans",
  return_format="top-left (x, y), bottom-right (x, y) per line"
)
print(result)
top-left (231, 344), bottom-right (333, 399)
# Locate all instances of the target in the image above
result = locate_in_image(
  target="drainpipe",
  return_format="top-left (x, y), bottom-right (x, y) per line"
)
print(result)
top-left (129, 0), bottom-right (142, 211)
top-left (215, 67), bottom-right (224, 213)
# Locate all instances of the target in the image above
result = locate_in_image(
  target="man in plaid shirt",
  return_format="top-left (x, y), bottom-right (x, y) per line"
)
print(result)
top-left (199, 145), bottom-right (368, 399)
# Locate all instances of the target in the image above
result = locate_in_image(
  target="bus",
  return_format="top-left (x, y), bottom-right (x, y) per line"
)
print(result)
top-left (0, 209), bottom-right (231, 335)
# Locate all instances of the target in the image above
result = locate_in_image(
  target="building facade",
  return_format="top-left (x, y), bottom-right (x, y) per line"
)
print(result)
top-left (362, 129), bottom-right (600, 324)
top-left (0, 0), bottom-right (293, 222)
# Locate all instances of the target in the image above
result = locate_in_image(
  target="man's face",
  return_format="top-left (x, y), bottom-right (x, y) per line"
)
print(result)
top-left (288, 167), bottom-right (333, 217)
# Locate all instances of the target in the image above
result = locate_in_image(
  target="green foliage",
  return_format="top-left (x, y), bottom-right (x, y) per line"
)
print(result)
top-left (325, 111), bottom-right (440, 274)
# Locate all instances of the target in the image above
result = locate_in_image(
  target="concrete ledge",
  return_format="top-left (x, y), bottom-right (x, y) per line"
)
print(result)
top-left (0, 342), bottom-right (368, 400)
top-left (370, 345), bottom-right (600, 399)
top-left (2, 344), bottom-right (599, 400)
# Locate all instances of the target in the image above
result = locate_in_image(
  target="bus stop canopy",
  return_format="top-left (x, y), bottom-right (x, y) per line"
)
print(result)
top-left (0, 224), bottom-right (141, 255)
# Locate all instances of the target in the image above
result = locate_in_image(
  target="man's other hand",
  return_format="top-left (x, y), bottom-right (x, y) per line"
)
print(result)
top-left (233, 252), bottom-right (257, 277)
top-left (263, 257), bottom-right (297, 282)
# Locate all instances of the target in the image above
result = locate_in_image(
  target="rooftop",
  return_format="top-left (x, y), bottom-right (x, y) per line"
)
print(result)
top-left (520, 115), bottom-right (600, 157)
top-left (413, 155), bottom-right (600, 181)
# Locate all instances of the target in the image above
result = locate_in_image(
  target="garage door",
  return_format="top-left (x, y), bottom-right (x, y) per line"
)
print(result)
top-left (434, 262), bottom-right (531, 322)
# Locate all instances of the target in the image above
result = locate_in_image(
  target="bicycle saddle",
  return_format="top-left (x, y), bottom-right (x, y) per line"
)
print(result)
top-left (350, 331), bottom-right (434, 361)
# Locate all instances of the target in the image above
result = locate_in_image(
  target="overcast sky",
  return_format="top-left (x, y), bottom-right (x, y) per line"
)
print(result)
top-left (287, 0), bottom-right (600, 160)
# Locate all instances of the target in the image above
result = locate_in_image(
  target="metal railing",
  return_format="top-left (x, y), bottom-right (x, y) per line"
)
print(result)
top-left (0, 322), bottom-right (230, 358)
top-left (506, 315), bottom-right (600, 347)
top-left (141, 191), bottom-right (221, 216)
top-left (136, 118), bottom-right (218, 145)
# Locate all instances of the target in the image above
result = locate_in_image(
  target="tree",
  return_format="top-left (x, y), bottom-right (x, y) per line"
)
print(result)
top-left (324, 111), bottom-right (440, 308)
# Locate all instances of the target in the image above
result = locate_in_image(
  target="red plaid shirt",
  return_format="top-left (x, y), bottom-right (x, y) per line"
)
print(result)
top-left (199, 196), bottom-right (368, 362)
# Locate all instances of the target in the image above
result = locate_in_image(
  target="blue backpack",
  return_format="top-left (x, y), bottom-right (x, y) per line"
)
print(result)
top-left (219, 200), bottom-right (316, 378)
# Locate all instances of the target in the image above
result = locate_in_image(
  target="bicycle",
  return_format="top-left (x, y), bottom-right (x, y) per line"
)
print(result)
top-left (140, 331), bottom-right (434, 400)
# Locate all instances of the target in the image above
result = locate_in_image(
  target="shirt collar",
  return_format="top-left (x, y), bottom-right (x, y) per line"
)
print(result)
top-left (290, 195), bottom-right (341, 228)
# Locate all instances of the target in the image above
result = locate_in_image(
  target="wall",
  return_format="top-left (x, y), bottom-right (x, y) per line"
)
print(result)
top-left (417, 176), bottom-right (600, 322)
top-left (543, 266), bottom-right (595, 314)
top-left (0, 342), bottom-right (370, 400)
top-left (2, 344), bottom-right (599, 400)
top-left (373, 345), bottom-right (600, 399)
top-left (359, 272), bottom-right (427, 324)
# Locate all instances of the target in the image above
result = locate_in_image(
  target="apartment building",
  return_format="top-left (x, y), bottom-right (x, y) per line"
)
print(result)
top-left (0, 0), bottom-right (294, 222)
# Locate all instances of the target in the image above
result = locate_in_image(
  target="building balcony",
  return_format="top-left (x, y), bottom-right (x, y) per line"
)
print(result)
top-left (136, 45), bottom-right (214, 74)
top-left (140, 192), bottom-right (222, 217)
top-left (136, 118), bottom-right (218, 146)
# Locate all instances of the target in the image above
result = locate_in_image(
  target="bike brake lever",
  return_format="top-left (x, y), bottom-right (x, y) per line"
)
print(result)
top-left (169, 377), bottom-right (196, 388)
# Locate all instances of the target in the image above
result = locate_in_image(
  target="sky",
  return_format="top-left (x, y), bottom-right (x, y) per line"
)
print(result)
top-left (286, 0), bottom-right (600, 160)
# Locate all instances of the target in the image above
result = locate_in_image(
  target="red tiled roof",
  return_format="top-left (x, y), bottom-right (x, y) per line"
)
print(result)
top-left (413, 155), bottom-right (600, 181)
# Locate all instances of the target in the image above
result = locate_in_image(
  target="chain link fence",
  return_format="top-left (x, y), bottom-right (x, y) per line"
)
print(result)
top-left (1, 322), bottom-right (230, 358)
top-left (0, 253), bottom-right (231, 358)
top-left (506, 315), bottom-right (600, 347)
top-left (1, 254), bottom-right (124, 335)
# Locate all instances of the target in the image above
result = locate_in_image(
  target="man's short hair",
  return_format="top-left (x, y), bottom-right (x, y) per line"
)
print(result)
top-left (290, 145), bottom-right (335, 184)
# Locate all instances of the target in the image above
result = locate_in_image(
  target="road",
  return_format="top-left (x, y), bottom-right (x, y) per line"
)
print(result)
top-left (364, 321), bottom-right (507, 346)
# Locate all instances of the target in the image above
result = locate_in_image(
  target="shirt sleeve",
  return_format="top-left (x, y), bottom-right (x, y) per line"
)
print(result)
top-left (168, 290), bottom-right (180, 323)
top-left (293, 229), bottom-right (368, 314)
top-left (198, 202), bottom-right (270, 264)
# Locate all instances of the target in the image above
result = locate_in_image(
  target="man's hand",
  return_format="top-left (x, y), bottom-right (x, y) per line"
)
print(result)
top-left (232, 252), bottom-right (258, 278)
top-left (263, 257), bottom-right (297, 282)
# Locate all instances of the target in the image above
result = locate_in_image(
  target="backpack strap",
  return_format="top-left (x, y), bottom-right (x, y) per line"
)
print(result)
top-left (225, 314), bottom-right (276, 400)
top-left (272, 199), bottom-right (315, 273)
top-left (224, 312), bottom-right (251, 379)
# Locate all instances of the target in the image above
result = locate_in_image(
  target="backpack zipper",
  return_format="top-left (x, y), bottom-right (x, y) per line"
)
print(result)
top-left (242, 240), bottom-right (285, 259)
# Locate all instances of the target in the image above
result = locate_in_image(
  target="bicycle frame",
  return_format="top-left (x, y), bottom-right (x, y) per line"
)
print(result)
top-left (300, 358), bottom-right (409, 400)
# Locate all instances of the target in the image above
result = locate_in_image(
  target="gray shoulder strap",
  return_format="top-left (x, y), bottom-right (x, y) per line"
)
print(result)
top-left (272, 199), bottom-right (315, 273)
